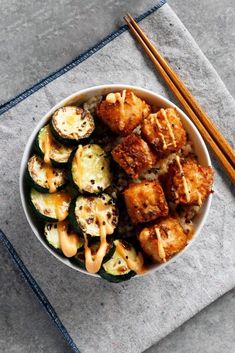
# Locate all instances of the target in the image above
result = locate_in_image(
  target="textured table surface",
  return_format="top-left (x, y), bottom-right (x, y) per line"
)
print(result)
top-left (0, 1), bottom-right (234, 353)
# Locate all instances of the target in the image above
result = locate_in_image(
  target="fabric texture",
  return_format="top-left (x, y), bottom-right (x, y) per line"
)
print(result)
top-left (0, 3), bottom-right (234, 353)
top-left (0, 229), bottom-right (81, 353)
top-left (0, 0), bottom-right (166, 115)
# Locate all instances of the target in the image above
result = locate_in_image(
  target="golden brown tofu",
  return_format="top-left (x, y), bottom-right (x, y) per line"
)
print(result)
top-left (123, 180), bottom-right (168, 224)
top-left (141, 108), bottom-right (186, 157)
top-left (111, 134), bottom-right (158, 179)
top-left (162, 157), bottom-right (213, 206)
top-left (138, 217), bottom-right (188, 263)
top-left (96, 90), bottom-right (151, 136)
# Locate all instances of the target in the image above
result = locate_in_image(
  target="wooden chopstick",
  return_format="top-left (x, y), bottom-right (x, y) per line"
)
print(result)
top-left (124, 15), bottom-right (235, 183)
top-left (126, 14), bottom-right (235, 167)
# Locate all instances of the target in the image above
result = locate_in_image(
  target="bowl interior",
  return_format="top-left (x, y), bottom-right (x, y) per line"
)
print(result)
top-left (20, 84), bottom-right (212, 278)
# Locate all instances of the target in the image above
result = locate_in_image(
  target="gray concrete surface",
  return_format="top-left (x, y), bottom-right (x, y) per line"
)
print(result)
top-left (0, 0), bottom-right (162, 105)
top-left (0, 0), bottom-right (234, 352)
top-left (169, 0), bottom-right (235, 99)
top-left (1, 0), bottom-right (235, 103)
top-left (0, 245), bottom-right (75, 353)
top-left (146, 289), bottom-right (235, 353)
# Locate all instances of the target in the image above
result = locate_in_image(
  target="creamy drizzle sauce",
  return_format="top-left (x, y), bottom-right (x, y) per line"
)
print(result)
top-left (119, 90), bottom-right (126, 125)
top-left (74, 145), bottom-right (83, 185)
top-left (196, 191), bottom-right (203, 206)
top-left (154, 114), bottom-right (168, 150)
top-left (58, 221), bottom-right (79, 257)
top-left (54, 195), bottom-right (68, 221)
top-left (44, 193), bottom-right (70, 221)
top-left (130, 91), bottom-right (137, 103)
top-left (43, 130), bottom-right (52, 164)
top-left (84, 233), bottom-right (108, 274)
top-left (84, 199), bottom-right (116, 273)
top-left (106, 91), bottom-right (126, 130)
top-left (106, 93), bottom-right (117, 104)
top-left (115, 241), bottom-right (146, 275)
top-left (66, 114), bottom-right (75, 125)
top-left (84, 212), bottom-right (109, 274)
top-left (95, 199), bottom-right (114, 234)
top-left (96, 213), bottom-right (107, 237)
top-left (175, 156), bottom-right (191, 202)
top-left (45, 166), bottom-right (57, 193)
top-left (161, 109), bottom-right (177, 147)
top-left (155, 228), bottom-right (166, 262)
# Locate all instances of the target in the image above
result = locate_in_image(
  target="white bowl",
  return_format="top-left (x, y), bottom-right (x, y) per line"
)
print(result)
top-left (19, 84), bottom-right (212, 279)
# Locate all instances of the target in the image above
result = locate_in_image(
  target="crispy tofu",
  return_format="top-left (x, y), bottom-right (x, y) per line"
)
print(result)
top-left (96, 89), bottom-right (151, 136)
top-left (111, 134), bottom-right (157, 179)
top-left (123, 180), bottom-right (168, 224)
top-left (162, 157), bottom-right (213, 206)
top-left (141, 108), bottom-right (186, 157)
top-left (138, 217), bottom-right (187, 263)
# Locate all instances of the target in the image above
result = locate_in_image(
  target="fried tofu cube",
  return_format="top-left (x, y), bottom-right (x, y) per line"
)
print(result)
top-left (111, 134), bottom-right (158, 179)
top-left (162, 157), bottom-right (213, 206)
top-left (96, 89), bottom-right (151, 136)
top-left (138, 217), bottom-right (188, 263)
top-left (141, 108), bottom-right (186, 157)
top-left (123, 180), bottom-right (168, 224)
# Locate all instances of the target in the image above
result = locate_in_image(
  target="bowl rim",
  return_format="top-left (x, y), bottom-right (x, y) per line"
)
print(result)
top-left (19, 84), bottom-right (212, 279)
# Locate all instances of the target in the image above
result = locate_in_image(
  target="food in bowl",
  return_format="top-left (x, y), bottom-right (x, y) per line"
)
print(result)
top-left (24, 89), bottom-right (214, 282)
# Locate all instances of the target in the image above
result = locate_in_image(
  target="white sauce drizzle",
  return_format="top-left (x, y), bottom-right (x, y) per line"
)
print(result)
top-left (74, 145), bottom-right (83, 186)
top-left (161, 109), bottom-right (177, 147)
top-left (43, 131), bottom-right (52, 164)
top-left (84, 233), bottom-right (109, 274)
top-left (155, 228), bottom-right (166, 262)
top-left (154, 115), bottom-right (168, 150)
top-left (106, 90), bottom-right (126, 130)
top-left (196, 191), bottom-right (203, 206)
top-left (44, 193), bottom-right (69, 221)
top-left (153, 109), bottom-right (177, 150)
top-left (84, 199), bottom-right (114, 273)
top-left (45, 166), bottom-right (57, 193)
top-left (175, 156), bottom-right (191, 202)
top-left (58, 221), bottom-right (79, 258)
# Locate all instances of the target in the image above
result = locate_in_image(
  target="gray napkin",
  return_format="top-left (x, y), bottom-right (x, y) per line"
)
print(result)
top-left (0, 3), bottom-right (234, 353)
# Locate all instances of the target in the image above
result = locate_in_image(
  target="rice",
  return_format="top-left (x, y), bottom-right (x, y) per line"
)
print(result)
top-left (83, 95), bottom-right (102, 115)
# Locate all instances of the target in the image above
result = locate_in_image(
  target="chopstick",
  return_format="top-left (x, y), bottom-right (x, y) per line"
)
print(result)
top-left (124, 14), bottom-right (235, 183)
top-left (125, 14), bottom-right (235, 167)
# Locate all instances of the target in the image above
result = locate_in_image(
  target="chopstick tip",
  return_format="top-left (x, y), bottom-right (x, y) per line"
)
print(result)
top-left (124, 13), bottom-right (134, 24)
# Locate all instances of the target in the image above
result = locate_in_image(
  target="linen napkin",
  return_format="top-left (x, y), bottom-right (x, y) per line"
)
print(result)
top-left (0, 2), bottom-right (234, 353)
